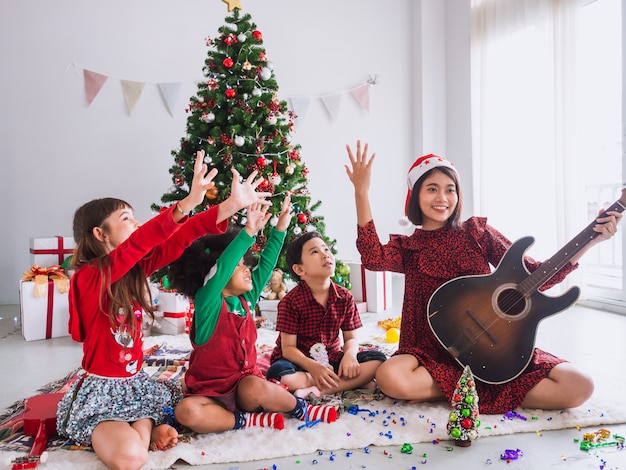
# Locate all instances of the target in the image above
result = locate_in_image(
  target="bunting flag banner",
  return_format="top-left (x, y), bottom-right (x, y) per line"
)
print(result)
top-left (288, 97), bottom-right (311, 125)
top-left (350, 84), bottom-right (370, 114)
top-left (120, 80), bottom-right (145, 115)
top-left (320, 94), bottom-right (342, 121)
top-left (83, 69), bottom-right (108, 106)
top-left (158, 82), bottom-right (183, 117)
top-left (76, 63), bottom-right (377, 122)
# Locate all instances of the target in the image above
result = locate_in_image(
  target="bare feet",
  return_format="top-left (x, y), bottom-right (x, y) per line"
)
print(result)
top-left (362, 380), bottom-right (378, 390)
top-left (294, 386), bottom-right (321, 399)
top-left (149, 424), bottom-right (179, 451)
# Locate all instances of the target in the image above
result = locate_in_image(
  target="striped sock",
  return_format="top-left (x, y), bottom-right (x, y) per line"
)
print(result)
top-left (290, 397), bottom-right (337, 423)
top-left (305, 403), bottom-right (337, 423)
top-left (245, 412), bottom-right (285, 430)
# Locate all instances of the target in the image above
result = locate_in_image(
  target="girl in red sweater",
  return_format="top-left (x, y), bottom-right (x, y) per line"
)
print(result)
top-left (56, 151), bottom-right (270, 470)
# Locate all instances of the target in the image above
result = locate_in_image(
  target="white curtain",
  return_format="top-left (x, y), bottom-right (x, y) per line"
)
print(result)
top-left (470, 0), bottom-right (581, 266)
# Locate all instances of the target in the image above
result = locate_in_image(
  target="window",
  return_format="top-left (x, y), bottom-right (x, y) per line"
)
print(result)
top-left (471, 0), bottom-right (624, 312)
top-left (575, 0), bottom-right (623, 308)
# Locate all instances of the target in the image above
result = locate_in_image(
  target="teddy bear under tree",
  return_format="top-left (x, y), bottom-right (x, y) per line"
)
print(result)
top-left (152, 7), bottom-right (351, 289)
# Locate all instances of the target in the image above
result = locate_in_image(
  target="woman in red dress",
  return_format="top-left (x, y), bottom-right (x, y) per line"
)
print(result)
top-left (345, 140), bottom-right (622, 414)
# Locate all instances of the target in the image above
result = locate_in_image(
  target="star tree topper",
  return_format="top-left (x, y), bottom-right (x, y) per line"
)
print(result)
top-left (221, 0), bottom-right (242, 11)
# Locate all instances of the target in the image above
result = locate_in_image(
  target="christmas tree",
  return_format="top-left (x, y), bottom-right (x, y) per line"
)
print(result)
top-left (152, 7), bottom-right (351, 289)
top-left (447, 365), bottom-right (480, 447)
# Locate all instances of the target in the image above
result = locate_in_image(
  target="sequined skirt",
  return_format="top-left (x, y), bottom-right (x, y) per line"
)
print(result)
top-left (56, 370), bottom-right (183, 446)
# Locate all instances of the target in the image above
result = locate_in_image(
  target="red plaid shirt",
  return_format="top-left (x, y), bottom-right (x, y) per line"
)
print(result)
top-left (270, 280), bottom-right (363, 364)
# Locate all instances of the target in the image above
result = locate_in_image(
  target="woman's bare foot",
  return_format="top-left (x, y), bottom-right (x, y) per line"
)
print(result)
top-left (149, 424), bottom-right (179, 451)
top-left (294, 386), bottom-right (321, 399)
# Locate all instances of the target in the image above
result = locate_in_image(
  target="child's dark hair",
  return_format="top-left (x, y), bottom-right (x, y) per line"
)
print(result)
top-left (167, 225), bottom-right (255, 298)
top-left (406, 166), bottom-right (463, 229)
top-left (285, 231), bottom-right (325, 282)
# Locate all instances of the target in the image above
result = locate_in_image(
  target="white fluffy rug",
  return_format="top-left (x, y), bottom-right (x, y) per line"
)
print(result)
top-left (2, 321), bottom-right (625, 469)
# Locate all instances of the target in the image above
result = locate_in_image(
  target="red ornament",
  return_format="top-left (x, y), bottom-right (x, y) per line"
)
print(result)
top-left (252, 30), bottom-right (263, 41)
top-left (223, 34), bottom-right (237, 46)
top-left (461, 418), bottom-right (473, 429)
top-left (256, 156), bottom-right (268, 168)
top-left (223, 57), bottom-right (234, 69)
top-left (297, 213), bottom-right (308, 224)
top-left (258, 178), bottom-right (270, 191)
top-left (225, 89), bottom-right (236, 99)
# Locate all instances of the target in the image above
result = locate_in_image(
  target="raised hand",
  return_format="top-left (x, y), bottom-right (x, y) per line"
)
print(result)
top-left (345, 140), bottom-right (375, 194)
top-left (274, 192), bottom-right (293, 232)
top-left (345, 140), bottom-right (376, 226)
top-left (244, 202), bottom-right (272, 236)
top-left (179, 150), bottom-right (218, 214)
top-left (217, 169), bottom-right (273, 224)
top-left (228, 169), bottom-right (272, 209)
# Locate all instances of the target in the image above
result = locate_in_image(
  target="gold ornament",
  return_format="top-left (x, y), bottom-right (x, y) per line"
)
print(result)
top-left (205, 186), bottom-right (219, 199)
top-left (242, 60), bottom-right (252, 71)
top-left (221, 0), bottom-right (242, 11)
top-left (285, 164), bottom-right (295, 175)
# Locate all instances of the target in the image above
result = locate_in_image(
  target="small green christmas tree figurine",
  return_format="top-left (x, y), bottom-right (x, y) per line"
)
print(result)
top-left (152, 7), bottom-right (351, 288)
top-left (447, 365), bottom-right (480, 447)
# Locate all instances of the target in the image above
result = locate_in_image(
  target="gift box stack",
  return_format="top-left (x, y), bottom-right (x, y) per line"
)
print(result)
top-left (29, 236), bottom-right (75, 269)
top-left (20, 236), bottom-right (76, 341)
top-left (152, 289), bottom-right (194, 336)
top-left (347, 262), bottom-right (393, 313)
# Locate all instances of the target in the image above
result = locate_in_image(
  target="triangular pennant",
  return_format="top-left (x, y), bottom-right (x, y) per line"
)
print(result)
top-left (120, 80), bottom-right (145, 115)
top-left (320, 94), bottom-right (342, 120)
top-left (288, 97), bottom-right (311, 125)
top-left (350, 84), bottom-right (370, 113)
top-left (83, 70), bottom-right (108, 106)
top-left (158, 82), bottom-right (182, 117)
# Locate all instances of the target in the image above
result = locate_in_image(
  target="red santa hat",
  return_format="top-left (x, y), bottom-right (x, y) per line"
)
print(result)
top-left (404, 154), bottom-right (458, 216)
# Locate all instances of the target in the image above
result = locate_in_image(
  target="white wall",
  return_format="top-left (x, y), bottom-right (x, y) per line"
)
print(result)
top-left (0, 0), bottom-right (472, 304)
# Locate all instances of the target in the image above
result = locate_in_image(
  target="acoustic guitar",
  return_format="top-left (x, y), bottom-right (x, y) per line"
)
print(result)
top-left (427, 188), bottom-right (626, 385)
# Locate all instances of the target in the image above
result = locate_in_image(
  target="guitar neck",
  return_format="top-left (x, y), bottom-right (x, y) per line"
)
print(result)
top-left (521, 189), bottom-right (626, 293)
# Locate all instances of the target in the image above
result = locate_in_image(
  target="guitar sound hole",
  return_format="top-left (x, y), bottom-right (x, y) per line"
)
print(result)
top-left (496, 288), bottom-right (526, 316)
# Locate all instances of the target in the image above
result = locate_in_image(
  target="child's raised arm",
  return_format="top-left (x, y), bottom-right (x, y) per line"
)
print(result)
top-left (217, 169), bottom-right (273, 223)
top-left (274, 193), bottom-right (293, 232)
top-left (243, 202), bottom-right (273, 237)
top-left (175, 150), bottom-right (219, 221)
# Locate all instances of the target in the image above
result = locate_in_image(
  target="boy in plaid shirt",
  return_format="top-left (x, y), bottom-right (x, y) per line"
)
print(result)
top-left (267, 231), bottom-right (386, 398)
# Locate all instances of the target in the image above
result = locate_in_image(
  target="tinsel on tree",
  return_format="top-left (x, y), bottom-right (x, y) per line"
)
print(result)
top-left (447, 365), bottom-right (480, 447)
top-left (151, 8), bottom-right (351, 289)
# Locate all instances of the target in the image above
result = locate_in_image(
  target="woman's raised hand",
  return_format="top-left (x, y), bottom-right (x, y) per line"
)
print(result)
top-left (345, 140), bottom-right (375, 195)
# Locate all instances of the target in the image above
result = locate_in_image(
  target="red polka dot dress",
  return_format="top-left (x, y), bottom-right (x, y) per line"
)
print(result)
top-left (357, 217), bottom-right (576, 414)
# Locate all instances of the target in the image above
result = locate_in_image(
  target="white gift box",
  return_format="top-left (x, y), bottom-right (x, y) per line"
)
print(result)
top-left (153, 290), bottom-right (192, 335)
top-left (156, 290), bottom-right (191, 313)
top-left (19, 280), bottom-right (69, 341)
top-left (152, 311), bottom-right (188, 335)
top-left (348, 262), bottom-right (393, 312)
top-left (257, 299), bottom-right (279, 324)
top-left (29, 236), bottom-right (75, 267)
